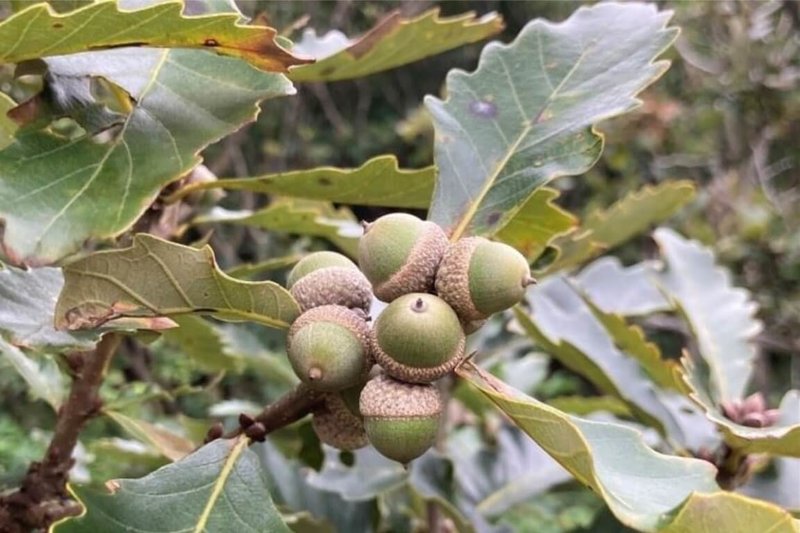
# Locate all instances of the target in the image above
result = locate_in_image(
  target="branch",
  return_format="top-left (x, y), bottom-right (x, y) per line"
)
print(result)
top-left (0, 333), bottom-right (121, 531)
top-left (206, 383), bottom-right (324, 443)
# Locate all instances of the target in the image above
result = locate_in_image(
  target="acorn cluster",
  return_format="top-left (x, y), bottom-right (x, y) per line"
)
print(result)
top-left (284, 213), bottom-right (533, 464)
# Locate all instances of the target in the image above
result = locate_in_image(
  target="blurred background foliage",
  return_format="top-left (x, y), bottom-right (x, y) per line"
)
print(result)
top-left (0, 1), bottom-right (798, 531)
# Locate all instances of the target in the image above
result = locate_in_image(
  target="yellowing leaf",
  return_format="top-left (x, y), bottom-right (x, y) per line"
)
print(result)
top-left (494, 187), bottom-right (576, 260)
top-left (662, 492), bottom-right (799, 533)
top-left (544, 181), bottom-right (695, 274)
top-left (0, 1), bottom-right (308, 71)
top-left (289, 9), bottom-right (504, 82)
top-left (54, 234), bottom-right (300, 331)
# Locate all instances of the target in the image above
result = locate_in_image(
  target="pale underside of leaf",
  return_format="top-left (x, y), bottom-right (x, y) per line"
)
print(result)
top-left (426, 3), bottom-right (678, 239)
top-left (653, 228), bottom-right (762, 403)
top-left (0, 0), bottom-right (308, 71)
top-left (54, 233), bottom-right (300, 331)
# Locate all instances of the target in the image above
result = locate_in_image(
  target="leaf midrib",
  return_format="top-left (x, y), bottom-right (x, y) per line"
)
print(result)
top-left (449, 32), bottom-right (592, 240)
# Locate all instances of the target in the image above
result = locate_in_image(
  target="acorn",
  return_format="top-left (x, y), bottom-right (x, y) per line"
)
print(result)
top-left (435, 237), bottom-right (534, 322)
top-left (287, 251), bottom-right (372, 312)
top-left (358, 213), bottom-right (448, 302)
top-left (312, 388), bottom-right (368, 451)
top-left (286, 305), bottom-right (372, 391)
top-left (359, 374), bottom-right (442, 464)
top-left (371, 293), bottom-right (465, 383)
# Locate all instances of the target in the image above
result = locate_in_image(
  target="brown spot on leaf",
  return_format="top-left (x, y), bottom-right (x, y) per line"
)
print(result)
top-left (52, 22), bottom-right (64, 28)
top-left (348, 11), bottom-right (402, 59)
top-left (486, 211), bottom-right (502, 225)
top-left (318, 177), bottom-right (332, 186)
top-left (204, 38), bottom-right (219, 47)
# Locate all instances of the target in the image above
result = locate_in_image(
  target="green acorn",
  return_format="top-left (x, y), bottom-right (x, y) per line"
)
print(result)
top-left (288, 251), bottom-right (372, 312)
top-left (359, 374), bottom-right (442, 464)
top-left (312, 387), bottom-right (368, 451)
top-left (358, 213), bottom-right (448, 302)
top-left (371, 293), bottom-right (465, 383)
top-left (286, 305), bottom-right (372, 392)
top-left (435, 237), bottom-right (534, 322)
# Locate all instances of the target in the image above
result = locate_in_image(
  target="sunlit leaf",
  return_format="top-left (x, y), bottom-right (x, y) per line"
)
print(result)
top-left (170, 155), bottom-right (435, 209)
top-left (0, 1), bottom-right (307, 71)
top-left (54, 234), bottom-right (300, 331)
top-left (55, 437), bottom-right (290, 532)
top-left (494, 187), bottom-right (576, 261)
top-left (456, 361), bottom-right (720, 532)
top-left (544, 181), bottom-right (695, 274)
top-left (662, 492), bottom-right (799, 533)
top-left (289, 8), bottom-right (504, 82)
top-left (547, 396), bottom-right (632, 417)
top-left (0, 92), bottom-right (17, 150)
top-left (426, 3), bottom-right (677, 239)
top-left (653, 228), bottom-right (762, 402)
top-left (105, 411), bottom-right (194, 462)
top-left (0, 47), bottom-right (294, 265)
top-left (196, 201), bottom-right (360, 258)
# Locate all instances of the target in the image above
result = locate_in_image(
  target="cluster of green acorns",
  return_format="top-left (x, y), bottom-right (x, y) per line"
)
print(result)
top-left (284, 213), bottom-right (533, 465)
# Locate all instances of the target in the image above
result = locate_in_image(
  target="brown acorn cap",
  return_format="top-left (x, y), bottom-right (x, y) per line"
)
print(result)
top-left (359, 374), bottom-right (442, 419)
top-left (290, 266), bottom-right (372, 312)
top-left (371, 293), bottom-right (465, 383)
top-left (312, 392), bottom-right (368, 451)
top-left (358, 213), bottom-right (448, 302)
top-left (435, 237), bottom-right (485, 322)
top-left (287, 305), bottom-right (372, 391)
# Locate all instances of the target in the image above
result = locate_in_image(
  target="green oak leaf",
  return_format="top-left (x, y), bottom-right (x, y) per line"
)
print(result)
top-left (515, 277), bottom-right (683, 439)
top-left (0, 47), bottom-right (294, 265)
top-left (169, 155), bottom-right (435, 209)
top-left (0, 92), bottom-right (17, 150)
top-left (426, 3), bottom-right (677, 239)
top-left (456, 361), bottom-right (720, 532)
top-left (195, 201), bottom-right (360, 258)
top-left (0, 0), bottom-right (306, 71)
top-left (289, 8), bottom-right (504, 82)
top-left (653, 228), bottom-right (762, 403)
top-left (54, 436), bottom-right (291, 532)
top-left (543, 181), bottom-right (696, 274)
top-left (494, 187), bottom-right (576, 261)
top-left (54, 234), bottom-right (300, 331)
top-left (680, 357), bottom-right (800, 457)
top-left (661, 492), bottom-right (799, 533)
top-left (547, 396), bottom-right (633, 417)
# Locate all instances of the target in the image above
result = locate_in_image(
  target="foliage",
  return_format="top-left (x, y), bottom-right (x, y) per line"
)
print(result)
top-left (0, 1), bottom-right (797, 532)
